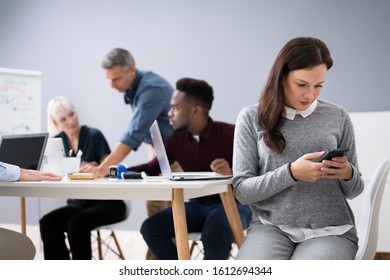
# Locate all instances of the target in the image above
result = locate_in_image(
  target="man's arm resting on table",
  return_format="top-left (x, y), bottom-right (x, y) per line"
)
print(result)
top-left (1, 162), bottom-right (61, 181)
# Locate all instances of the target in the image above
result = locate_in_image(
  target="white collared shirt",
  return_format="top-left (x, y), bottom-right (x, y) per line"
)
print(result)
top-left (259, 215), bottom-right (353, 243)
top-left (283, 100), bottom-right (318, 120)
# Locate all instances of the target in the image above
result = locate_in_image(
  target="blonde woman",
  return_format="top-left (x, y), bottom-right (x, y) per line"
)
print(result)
top-left (39, 96), bottom-right (126, 260)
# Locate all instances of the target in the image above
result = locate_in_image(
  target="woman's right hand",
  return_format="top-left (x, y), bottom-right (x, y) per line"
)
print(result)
top-left (289, 152), bottom-right (326, 182)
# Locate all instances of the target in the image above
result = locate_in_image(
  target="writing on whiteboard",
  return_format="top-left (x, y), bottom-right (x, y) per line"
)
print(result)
top-left (0, 68), bottom-right (42, 136)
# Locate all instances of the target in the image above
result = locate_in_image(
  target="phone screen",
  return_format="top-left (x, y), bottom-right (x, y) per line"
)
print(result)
top-left (321, 148), bottom-right (350, 161)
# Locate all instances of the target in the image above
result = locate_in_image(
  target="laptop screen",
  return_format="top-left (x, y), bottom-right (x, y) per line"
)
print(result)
top-left (149, 121), bottom-right (173, 179)
top-left (0, 133), bottom-right (48, 170)
top-left (41, 137), bottom-right (66, 176)
top-left (149, 121), bottom-right (233, 181)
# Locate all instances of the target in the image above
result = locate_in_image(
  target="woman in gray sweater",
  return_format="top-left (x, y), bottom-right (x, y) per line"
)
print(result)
top-left (232, 37), bottom-right (364, 259)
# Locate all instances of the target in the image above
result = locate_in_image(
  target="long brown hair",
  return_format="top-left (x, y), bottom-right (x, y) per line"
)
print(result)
top-left (258, 37), bottom-right (333, 153)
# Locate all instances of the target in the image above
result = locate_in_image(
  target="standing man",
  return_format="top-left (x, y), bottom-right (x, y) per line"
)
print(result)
top-left (128, 78), bottom-right (252, 259)
top-left (81, 48), bottom-right (173, 177)
top-left (80, 48), bottom-right (175, 259)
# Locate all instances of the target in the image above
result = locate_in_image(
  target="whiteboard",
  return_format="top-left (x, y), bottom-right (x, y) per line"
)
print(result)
top-left (0, 68), bottom-right (42, 135)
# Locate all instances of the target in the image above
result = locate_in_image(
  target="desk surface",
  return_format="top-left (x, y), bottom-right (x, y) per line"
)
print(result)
top-left (0, 177), bottom-right (240, 260)
top-left (0, 178), bottom-right (232, 200)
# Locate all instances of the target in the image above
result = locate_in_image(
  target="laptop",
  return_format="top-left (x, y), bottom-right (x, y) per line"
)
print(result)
top-left (0, 132), bottom-right (48, 170)
top-left (40, 137), bottom-right (66, 176)
top-left (149, 120), bottom-right (233, 181)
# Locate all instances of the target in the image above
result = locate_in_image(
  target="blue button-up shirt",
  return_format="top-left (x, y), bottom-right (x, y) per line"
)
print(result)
top-left (0, 162), bottom-right (20, 181)
top-left (121, 70), bottom-right (173, 150)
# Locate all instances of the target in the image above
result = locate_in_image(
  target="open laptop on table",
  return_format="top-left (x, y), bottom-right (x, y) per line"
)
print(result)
top-left (149, 120), bottom-right (233, 181)
top-left (0, 132), bottom-right (48, 170)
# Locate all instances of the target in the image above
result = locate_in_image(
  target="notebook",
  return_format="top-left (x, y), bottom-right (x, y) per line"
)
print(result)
top-left (149, 120), bottom-right (233, 181)
top-left (0, 132), bottom-right (48, 170)
top-left (40, 137), bottom-right (66, 176)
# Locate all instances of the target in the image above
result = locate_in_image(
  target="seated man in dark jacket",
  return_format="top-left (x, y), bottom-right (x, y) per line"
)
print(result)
top-left (128, 77), bottom-right (251, 259)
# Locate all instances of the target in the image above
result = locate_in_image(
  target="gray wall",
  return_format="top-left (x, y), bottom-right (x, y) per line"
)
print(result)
top-left (1, 0), bottom-right (390, 230)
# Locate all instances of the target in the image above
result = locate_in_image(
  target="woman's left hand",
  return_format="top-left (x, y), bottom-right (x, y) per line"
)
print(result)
top-left (320, 156), bottom-right (353, 180)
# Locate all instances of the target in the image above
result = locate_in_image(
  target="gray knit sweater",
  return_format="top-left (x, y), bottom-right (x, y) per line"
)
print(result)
top-left (232, 100), bottom-right (364, 227)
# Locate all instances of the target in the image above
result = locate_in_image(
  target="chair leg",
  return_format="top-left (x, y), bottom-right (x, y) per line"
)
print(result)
top-left (189, 240), bottom-right (197, 256)
top-left (189, 240), bottom-right (205, 260)
top-left (92, 229), bottom-right (126, 260)
top-left (97, 230), bottom-right (103, 260)
top-left (110, 230), bottom-right (125, 260)
top-left (189, 239), bottom-right (237, 260)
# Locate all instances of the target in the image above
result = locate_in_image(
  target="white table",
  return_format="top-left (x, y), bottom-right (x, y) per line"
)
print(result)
top-left (0, 178), bottom-right (244, 260)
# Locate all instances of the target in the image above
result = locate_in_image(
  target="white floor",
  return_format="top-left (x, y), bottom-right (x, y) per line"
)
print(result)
top-left (1, 223), bottom-right (149, 260)
top-left (1, 223), bottom-right (208, 260)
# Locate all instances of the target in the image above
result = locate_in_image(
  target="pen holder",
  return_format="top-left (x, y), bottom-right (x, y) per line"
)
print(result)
top-left (62, 157), bottom-right (81, 174)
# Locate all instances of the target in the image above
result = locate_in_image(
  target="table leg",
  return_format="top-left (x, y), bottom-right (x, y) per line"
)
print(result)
top-left (20, 197), bottom-right (26, 235)
top-left (171, 188), bottom-right (190, 260)
top-left (219, 185), bottom-right (244, 248)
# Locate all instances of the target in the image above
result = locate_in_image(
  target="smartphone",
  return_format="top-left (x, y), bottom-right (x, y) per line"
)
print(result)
top-left (320, 148), bottom-right (350, 161)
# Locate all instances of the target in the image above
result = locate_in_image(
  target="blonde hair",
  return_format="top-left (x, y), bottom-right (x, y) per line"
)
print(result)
top-left (47, 96), bottom-right (76, 136)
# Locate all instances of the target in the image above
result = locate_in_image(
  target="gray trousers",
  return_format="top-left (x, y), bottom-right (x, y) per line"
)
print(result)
top-left (236, 221), bottom-right (358, 260)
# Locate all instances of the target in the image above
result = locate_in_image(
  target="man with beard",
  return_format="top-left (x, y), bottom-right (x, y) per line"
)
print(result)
top-left (128, 77), bottom-right (251, 260)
